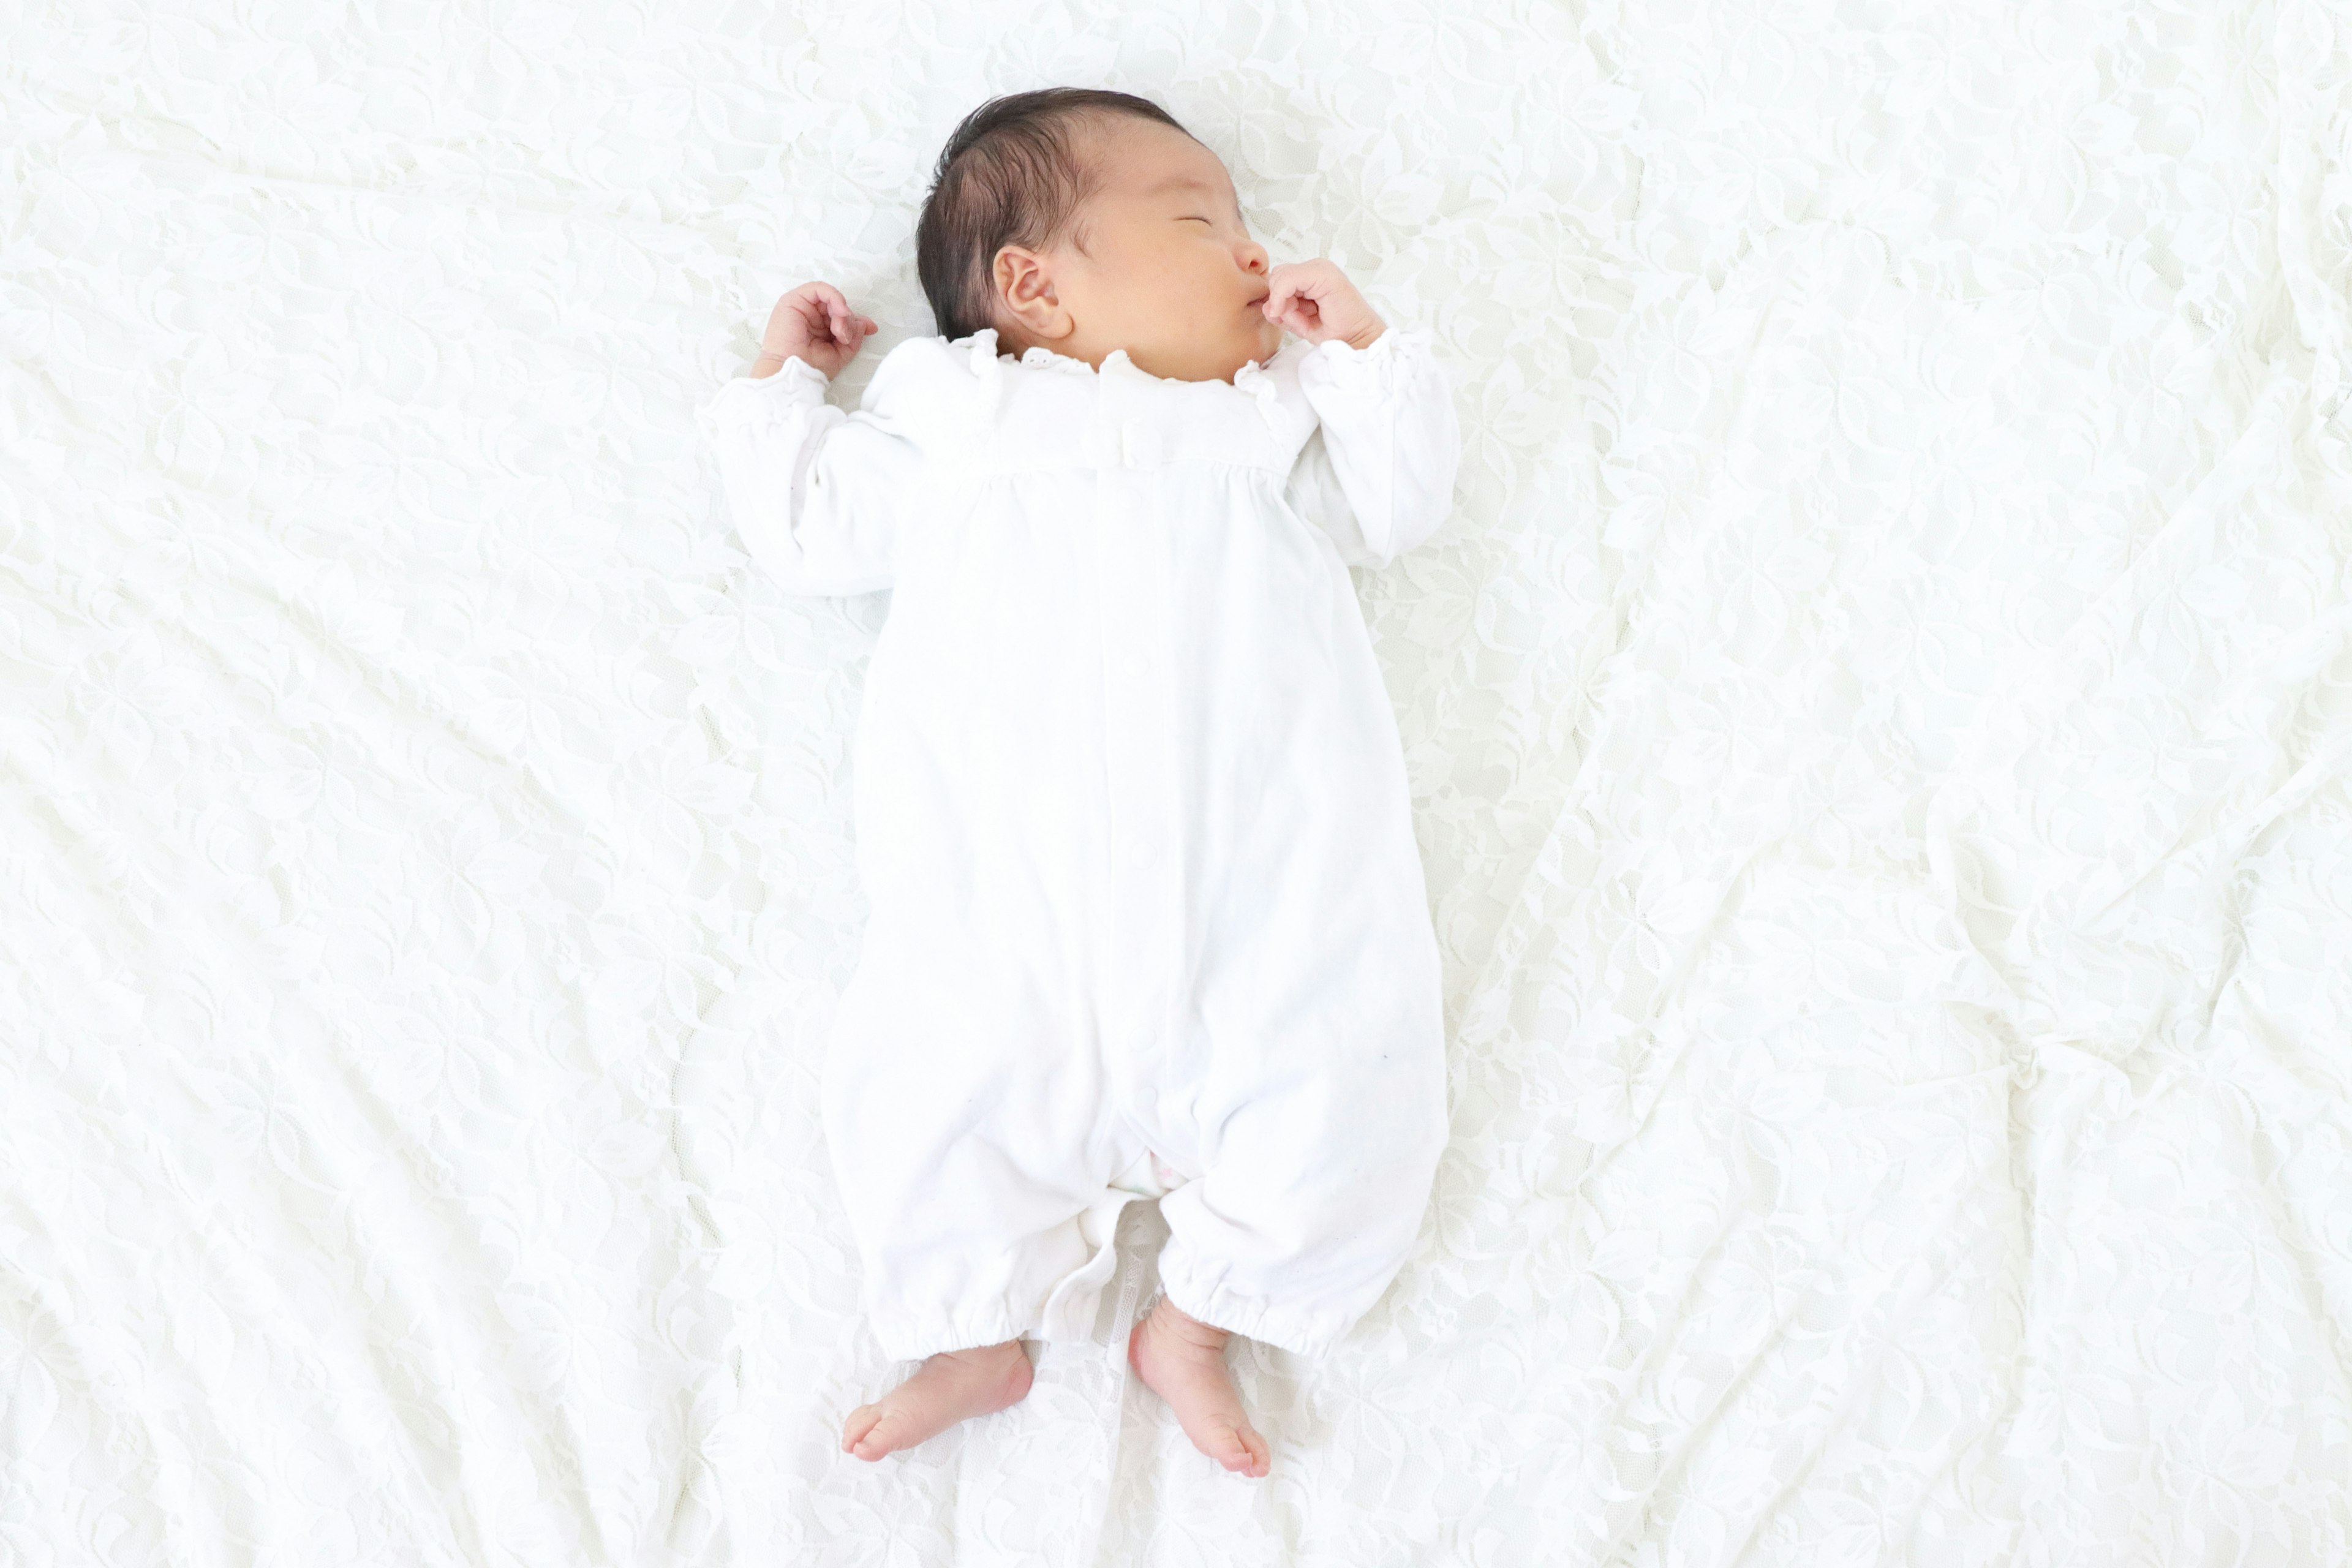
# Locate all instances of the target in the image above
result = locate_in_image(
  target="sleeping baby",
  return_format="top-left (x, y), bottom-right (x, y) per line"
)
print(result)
top-left (696, 86), bottom-right (1461, 1479)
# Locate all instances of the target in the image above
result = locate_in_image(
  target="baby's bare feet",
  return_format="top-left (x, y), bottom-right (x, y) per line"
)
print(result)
top-left (842, 1339), bottom-right (1033, 1461)
top-left (1127, 1296), bottom-right (1272, 1477)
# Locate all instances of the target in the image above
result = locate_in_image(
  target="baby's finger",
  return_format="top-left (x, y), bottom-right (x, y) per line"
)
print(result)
top-left (793, 292), bottom-right (835, 334)
top-left (1267, 288), bottom-right (1316, 330)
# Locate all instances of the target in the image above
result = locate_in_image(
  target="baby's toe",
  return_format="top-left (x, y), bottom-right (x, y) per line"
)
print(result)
top-left (843, 1403), bottom-right (895, 1460)
top-left (1211, 1420), bottom-right (1270, 1477)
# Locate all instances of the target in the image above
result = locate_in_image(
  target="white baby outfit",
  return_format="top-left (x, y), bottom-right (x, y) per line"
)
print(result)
top-left (696, 320), bottom-right (1461, 1360)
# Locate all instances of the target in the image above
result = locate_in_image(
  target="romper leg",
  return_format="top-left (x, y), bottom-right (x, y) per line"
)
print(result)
top-left (821, 921), bottom-right (1127, 1361)
top-left (1152, 914), bottom-right (1452, 1359)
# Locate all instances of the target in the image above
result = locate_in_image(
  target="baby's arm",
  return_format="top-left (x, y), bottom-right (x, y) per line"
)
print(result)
top-left (1263, 262), bottom-right (1463, 569)
top-left (695, 281), bottom-right (921, 596)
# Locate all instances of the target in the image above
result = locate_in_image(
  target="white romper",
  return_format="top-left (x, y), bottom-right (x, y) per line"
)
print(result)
top-left (696, 320), bottom-right (1461, 1360)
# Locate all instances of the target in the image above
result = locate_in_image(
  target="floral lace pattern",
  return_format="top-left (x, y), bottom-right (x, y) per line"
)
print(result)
top-left (5, 1), bottom-right (2350, 1565)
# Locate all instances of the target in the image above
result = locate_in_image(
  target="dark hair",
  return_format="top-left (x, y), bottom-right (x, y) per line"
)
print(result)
top-left (915, 88), bottom-right (1197, 344)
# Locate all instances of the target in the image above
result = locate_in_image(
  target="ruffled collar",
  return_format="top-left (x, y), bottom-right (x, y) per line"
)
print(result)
top-left (1231, 353), bottom-right (1283, 418)
top-left (958, 326), bottom-right (1275, 389)
top-left (945, 324), bottom-right (1298, 435)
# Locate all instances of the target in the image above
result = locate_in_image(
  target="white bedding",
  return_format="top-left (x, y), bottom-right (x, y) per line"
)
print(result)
top-left (6, 2), bottom-right (2348, 1564)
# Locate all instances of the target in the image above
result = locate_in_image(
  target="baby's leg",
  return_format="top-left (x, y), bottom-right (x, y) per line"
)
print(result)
top-left (842, 1338), bottom-right (1033, 1462)
top-left (1126, 1296), bottom-right (1272, 1477)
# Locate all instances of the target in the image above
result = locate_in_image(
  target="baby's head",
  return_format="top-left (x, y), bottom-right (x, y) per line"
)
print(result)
top-left (916, 88), bottom-right (1280, 386)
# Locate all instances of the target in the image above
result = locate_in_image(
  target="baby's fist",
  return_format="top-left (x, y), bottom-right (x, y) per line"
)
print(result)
top-left (758, 281), bottom-right (879, 379)
top-left (1259, 260), bottom-right (1386, 351)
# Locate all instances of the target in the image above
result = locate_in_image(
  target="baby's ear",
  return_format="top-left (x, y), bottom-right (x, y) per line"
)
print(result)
top-left (991, 246), bottom-right (1072, 337)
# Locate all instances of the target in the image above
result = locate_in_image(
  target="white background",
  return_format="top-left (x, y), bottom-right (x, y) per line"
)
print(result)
top-left (4, 1), bottom-right (2349, 1563)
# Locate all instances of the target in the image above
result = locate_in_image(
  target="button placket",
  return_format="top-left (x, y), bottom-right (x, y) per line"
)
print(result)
top-left (1094, 377), bottom-right (1179, 1064)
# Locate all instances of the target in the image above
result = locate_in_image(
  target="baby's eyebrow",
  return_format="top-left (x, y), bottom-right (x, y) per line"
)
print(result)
top-left (1147, 173), bottom-right (1245, 223)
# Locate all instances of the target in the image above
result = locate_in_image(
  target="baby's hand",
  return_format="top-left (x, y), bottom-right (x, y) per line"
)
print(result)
top-left (755, 281), bottom-right (880, 379)
top-left (1259, 260), bottom-right (1387, 352)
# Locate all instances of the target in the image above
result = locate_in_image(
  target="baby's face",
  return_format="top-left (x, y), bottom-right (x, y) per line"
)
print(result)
top-left (990, 119), bottom-right (1281, 385)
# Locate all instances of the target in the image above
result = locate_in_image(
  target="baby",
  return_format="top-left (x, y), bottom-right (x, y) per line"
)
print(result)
top-left (697, 87), bottom-right (1461, 1479)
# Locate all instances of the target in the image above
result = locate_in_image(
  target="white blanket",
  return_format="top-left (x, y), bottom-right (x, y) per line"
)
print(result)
top-left (6, 2), bottom-right (2347, 1564)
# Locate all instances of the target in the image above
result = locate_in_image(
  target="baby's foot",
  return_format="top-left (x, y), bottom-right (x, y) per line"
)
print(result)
top-left (842, 1339), bottom-right (1033, 1461)
top-left (1127, 1296), bottom-right (1272, 1477)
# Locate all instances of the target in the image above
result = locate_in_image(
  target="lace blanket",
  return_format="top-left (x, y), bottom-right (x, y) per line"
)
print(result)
top-left (5, 1), bottom-right (2347, 1563)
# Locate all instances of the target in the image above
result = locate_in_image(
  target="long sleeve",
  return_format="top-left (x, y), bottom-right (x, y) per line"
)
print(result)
top-left (1281, 326), bottom-right (1462, 569)
top-left (694, 353), bottom-right (925, 596)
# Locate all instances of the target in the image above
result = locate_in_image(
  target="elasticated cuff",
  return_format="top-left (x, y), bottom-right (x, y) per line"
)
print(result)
top-left (1296, 324), bottom-right (1428, 397)
top-left (866, 1298), bottom-right (1036, 1362)
top-left (695, 355), bottom-right (829, 438)
top-left (1152, 1262), bottom-right (1357, 1360)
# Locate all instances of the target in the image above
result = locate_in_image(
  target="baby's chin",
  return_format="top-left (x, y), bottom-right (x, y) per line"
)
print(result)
top-left (1218, 317), bottom-right (1284, 380)
top-left (1248, 314), bottom-right (1283, 361)
top-left (1134, 320), bottom-right (1282, 383)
